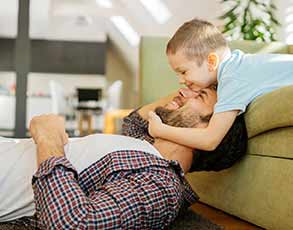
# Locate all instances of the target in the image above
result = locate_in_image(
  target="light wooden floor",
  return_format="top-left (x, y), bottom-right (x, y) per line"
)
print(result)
top-left (191, 202), bottom-right (264, 230)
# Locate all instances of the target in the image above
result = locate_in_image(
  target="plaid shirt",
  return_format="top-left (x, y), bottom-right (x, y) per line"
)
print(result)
top-left (7, 109), bottom-right (198, 229)
top-left (32, 151), bottom-right (198, 229)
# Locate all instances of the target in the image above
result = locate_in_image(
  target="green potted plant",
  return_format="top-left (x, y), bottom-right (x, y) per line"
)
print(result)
top-left (219, 0), bottom-right (281, 42)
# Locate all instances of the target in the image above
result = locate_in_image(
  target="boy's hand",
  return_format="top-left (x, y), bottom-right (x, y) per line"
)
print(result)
top-left (148, 111), bottom-right (164, 138)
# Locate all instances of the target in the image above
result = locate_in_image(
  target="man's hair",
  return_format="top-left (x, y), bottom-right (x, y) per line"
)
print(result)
top-left (190, 114), bottom-right (248, 172)
top-left (166, 18), bottom-right (228, 66)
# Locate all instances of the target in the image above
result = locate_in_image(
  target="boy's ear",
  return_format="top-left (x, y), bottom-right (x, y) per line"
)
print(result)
top-left (207, 53), bottom-right (219, 72)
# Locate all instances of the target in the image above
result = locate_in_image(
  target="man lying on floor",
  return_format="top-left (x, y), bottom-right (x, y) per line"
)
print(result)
top-left (0, 87), bottom-right (247, 229)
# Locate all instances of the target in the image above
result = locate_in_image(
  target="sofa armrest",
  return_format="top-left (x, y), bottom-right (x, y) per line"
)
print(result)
top-left (245, 85), bottom-right (293, 138)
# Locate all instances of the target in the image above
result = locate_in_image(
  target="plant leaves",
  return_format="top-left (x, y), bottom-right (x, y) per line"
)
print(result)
top-left (219, 0), bottom-right (280, 41)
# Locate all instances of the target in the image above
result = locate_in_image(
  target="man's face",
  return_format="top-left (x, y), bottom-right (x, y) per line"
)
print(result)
top-left (155, 87), bottom-right (217, 128)
top-left (165, 87), bottom-right (216, 116)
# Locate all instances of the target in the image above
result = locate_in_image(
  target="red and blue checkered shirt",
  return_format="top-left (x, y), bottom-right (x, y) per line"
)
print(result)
top-left (32, 150), bottom-right (198, 229)
top-left (8, 109), bottom-right (199, 229)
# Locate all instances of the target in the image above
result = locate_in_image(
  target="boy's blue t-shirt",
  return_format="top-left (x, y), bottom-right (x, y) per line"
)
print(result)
top-left (214, 49), bottom-right (293, 115)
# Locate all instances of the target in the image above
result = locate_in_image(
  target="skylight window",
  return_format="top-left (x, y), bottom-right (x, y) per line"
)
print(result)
top-left (139, 0), bottom-right (171, 24)
top-left (96, 0), bottom-right (113, 8)
top-left (110, 16), bottom-right (140, 47)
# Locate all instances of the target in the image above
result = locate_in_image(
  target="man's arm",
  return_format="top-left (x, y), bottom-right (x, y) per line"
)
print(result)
top-left (30, 115), bottom-right (119, 229)
top-left (122, 108), bottom-right (151, 140)
top-left (122, 90), bottom-right (178, 139)
top-left (148, 110), bottom-right (239, 151)
top-left (137, 91), bottom-right (178, 120)
top-left (32, 155), bottom-right (122, 229)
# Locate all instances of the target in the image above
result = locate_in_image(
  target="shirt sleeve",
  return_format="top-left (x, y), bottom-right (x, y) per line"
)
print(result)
top-left (214, 77), bottom-right (251, 115)
top-left (32, 156), bottom-right (118, 229)
top-left (122, 108), bottom-right (154, 144)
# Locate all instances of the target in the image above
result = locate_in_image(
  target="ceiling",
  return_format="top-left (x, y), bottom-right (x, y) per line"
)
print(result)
top-left (0, 0), bottom-right (223, 73)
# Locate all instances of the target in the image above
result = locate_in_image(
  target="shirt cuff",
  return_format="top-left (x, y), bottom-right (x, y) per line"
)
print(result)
top-left (32, 156), bottom-right (78, 184)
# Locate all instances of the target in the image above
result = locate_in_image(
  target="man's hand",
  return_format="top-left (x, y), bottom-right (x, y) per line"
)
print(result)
top-left (29, 114), bottom-right (68, 166)
top-left (148, 111), bottom-right (164, 138)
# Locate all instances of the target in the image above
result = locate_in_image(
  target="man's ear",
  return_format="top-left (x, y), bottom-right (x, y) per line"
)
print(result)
top-left (207, 53), bottom-right (219, 72)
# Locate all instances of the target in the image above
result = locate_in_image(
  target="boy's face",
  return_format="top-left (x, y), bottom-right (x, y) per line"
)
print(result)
top-left (167, 50), bottom-right (216, 91)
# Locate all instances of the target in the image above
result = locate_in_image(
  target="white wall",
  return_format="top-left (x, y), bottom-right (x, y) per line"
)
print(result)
top-left (0, 71), bottom-right (107, 131)
top-left (27, 73), bottom-right (106, 97)
top-left (0, 0), bottom-right (18, 38)
top-left (0, 0), bottom-right (291, 113)
top-left (106, 41), bottom-right (137, 109)
top-left (106, 0), bottom-right (223, 77)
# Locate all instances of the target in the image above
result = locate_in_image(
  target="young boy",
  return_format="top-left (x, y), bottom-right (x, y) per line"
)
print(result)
top-left (148, 18), bottom-right (293, 151)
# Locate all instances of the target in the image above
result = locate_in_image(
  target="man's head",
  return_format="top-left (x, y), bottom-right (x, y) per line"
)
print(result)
top-left (153, 87), bottom-right (247, 172)
top-left (152, 87), bottom-right (217, 172)
top-left (166, 18), bottom-right (229, 91)
top-left (155, 87), bottom-right (217, 129)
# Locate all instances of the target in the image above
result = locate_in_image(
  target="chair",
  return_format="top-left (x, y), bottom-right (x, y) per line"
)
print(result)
top-left (49, 81), bottom-right (78, 136)
top-left (106, 80), bottom-right (123, 111)
top-left (102, 80), bottom-right (126, 134)
top-left (76, 88), bottom-right (103, 136)
top-left (49, 80), bottom-right (67, 115)
top-left (103, 109), bottom-right (133, 134)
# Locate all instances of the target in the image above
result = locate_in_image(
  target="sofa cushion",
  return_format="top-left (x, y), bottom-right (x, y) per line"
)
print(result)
top-left (247, 127), bottom-right (293, 158)
top-left (186, 155), bottom-right (293, 230)
top-left (245, 85), bottom-right (293, 138)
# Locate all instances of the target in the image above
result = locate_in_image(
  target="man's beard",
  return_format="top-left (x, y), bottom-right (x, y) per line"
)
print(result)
top-left (154, 106), bottom-right (201, 128)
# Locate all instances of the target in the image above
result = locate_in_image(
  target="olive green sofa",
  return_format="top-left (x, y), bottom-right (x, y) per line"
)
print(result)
top-left (139, 37), bottom-right (293, 230)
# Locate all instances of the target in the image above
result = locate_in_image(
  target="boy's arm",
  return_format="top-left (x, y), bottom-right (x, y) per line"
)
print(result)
top-left (138, 91), bottom-right (178, 120)
top-left (148, 110), bottom-right (239, 151)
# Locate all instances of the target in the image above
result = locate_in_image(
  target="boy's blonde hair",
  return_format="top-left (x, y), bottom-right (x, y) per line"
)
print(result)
top-left (166, 18), bottom-right (228, 66)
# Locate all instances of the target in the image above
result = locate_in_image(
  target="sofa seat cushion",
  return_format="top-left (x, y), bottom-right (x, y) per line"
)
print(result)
top-left (247, 127), bottom-right (293, 158)
top-left (186, 155), bottom-right (293, 230)
top-left (245, 85), bottom-right (293, 138)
